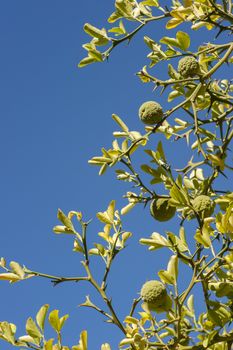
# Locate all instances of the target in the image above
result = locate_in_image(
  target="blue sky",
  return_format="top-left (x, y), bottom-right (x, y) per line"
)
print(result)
top-left (0, 1), bottom-right (231, 350)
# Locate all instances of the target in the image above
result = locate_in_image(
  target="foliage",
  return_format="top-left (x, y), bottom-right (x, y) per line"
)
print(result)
top-left (1, 1), bottom-right (233, 349)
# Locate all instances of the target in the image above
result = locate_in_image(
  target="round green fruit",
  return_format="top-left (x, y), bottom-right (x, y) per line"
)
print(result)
top-left (139, 101), bottom-right (163, 125)
top-left (178, 56), bottom-right (199, 78)
top-left (192, 195), bottom-right (215, 217)
top-left (140, 280), bottom-right (167, 310)
top-left (150, 198), bottom-right (176, 222)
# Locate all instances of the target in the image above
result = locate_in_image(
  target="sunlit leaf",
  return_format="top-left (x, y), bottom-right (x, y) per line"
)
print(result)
top-left (26, 317), bottom-right (42, 340)
top-left (36, 304), bottom-right (49, 331)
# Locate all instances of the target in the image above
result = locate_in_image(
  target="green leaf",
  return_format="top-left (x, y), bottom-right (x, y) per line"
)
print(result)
top-left (187, 295), bottom-right (194, 315)
top-left (158, 270), bottom-right (174, 285)
top-left (112, 114), bottom-right (129, 132)
top-left (124, 316), bottom-right (139, 324)
top-left (166, 18), bottom-right (183, 30)
top-left (101, 344), bottom-right (111, 350)
top-left (140, 232), bottom-right (169, 251)
top-left (18, 335), bottom-right (38, 344)
top-left (44, 339), bottom-right (54, 350)
top-left (59, 314), bottom-right (69, 330)
top-left (194, 227), bottom-right (211, 248)
top-left (141, 0), bottom-right (159, 6)
top-left (108, 21), bottom-right (126, 36)
top-left (72, 330), bottom-right (88, 350)
top-left (96, 212), bottom-right (112, 224)
top-left (9, 261), bottom-right (24, 279)
top-left (97, 201), bottom-right (116, 224)
top-left (160, 36), bottom-right (180, 49)
top-left (167, 255), bottom-right (178, 284)
top-left (108, 11), bottom-right (122, 23)
top-left (176, 31), bottom-right (190, 51)
top-left (48, 310), bottom-right (60, 332)
top-left (108, 27), bottom-right (124, 35)
top-left (157, 141), bottom-right (166, 161)
top-left (78, 56), bottom-right (96, 68)
top-left (167, 231), bottom-right (188, 253)
top-left (53, 225), bottom-right (75, 235)
top-left (122, 231), bottom-right (132, 244)
top-left (94, 243), bottom-right (105, 255)
top-left (83, 23), bottom-right (109, 43)
top-left (57, 209), bottom-right (75, 231)
top-left (36, 304), bottom-right (49, 331)
top-left (88, 48), bottom-right (103, 62)
top-left (160, 31), bottom-right (190, 51)
top-left (73, 239), bottom-right (85, 253)
top-left (0, 322), bottom-right (16, 344)
top-left (170, 183), bottom-right (187, 206)
top-left (0, 257), bottom-right (6, 268)
top-left (0, 272), bottom-right (21, 282)
top-left (115, 0), bottom-right (134, 18)
top-left (178, 227), bottom-right (189, 252)
top-left (106, 200), bottom-right (115, 222)
top-left (26, 317), bottom-right (42, 340)
top-left (121, 202), bottom-right (136, 215)
top-left (88, 248), bottom-right (100, 255)
top-left (208, 307), bottom-right (231, 327)
top-left (167, 64), bottom-right (180, 79)
top-left (168, 90), bottom-right (181, 102)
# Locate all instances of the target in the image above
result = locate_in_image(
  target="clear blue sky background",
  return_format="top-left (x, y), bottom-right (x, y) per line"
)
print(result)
top-left (0, 1), bottom-right (230, 350)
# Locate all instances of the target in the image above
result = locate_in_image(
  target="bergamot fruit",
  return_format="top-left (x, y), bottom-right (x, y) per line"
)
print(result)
top-left (150, 198), bottom-right (176, 222)
top-left (192, 195), bottom-right (215, 218)
top-left (141, 280), bottom-right (167, 307)
top-left (178, 56), bottom-right (199, 78)
top-left (139, 101), bottom-right (163, 125)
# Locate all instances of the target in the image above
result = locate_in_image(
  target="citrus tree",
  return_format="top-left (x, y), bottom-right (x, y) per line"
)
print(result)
top-left (1, 1), bottom-right (233, 349)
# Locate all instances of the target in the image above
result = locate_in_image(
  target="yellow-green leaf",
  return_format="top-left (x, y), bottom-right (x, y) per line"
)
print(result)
top-left (26, 317), bottom-right (42, 340)
top-left (141, 0), bottom-right (159, 6)
top-left (166, 18), bottom-right (183, 29)
top-left (101, 344), bottom-right (111, 350)
top-left (53, 225), bottom-right (75, 234)
top-left (194, 227), bottom-right (211, 248)
top-left (44, 339), bottom-right (54, 350)
top-left (121, 202), bottom-right (136, 215)
top-left (106, 200), bottom-right (115, 222)
top-left (167, 255), bottom-right (178, 284)
top-left (140, 232), bottom-right (169, 250)
top-left (112, 114), bottom-right (129, 132)
top-left (99, 163), bottom-right (108, 176)
top-left (59, 314), bottom-right (69, 330)
top-left (176, 31), bottom-right (190, 51)
top-left (48, 310), bottom-right (60, 332)
top-left (170, 183), bottom-right (187, 206)
top-left (0, 257), bottom-right (6, 267)
top-left (73, 330), bottom-right (88, 350)
top-left (158, 270), bottom-right (174, 285)
top-left (0, 322), bottom-right (15, 344)
top-left (0, 273), bottom-right (21, 282)
top-left (124, 316), bottom-right (139, 324)
top-left (9, 261), bottom-right (25, 279)
top-left (57, 209), bottom-right (75, 231)
top-left (18, 335), bottom-right (38, 344)
top-left (187, 295), bottom-right (194, 315)
top-left (83, 23), bottom-right (109, 43)
top-left (78, 56), bottom-right (96, 68)
top-left (36, 304), bottom-right (49, 331)
top-left (96, 212), bottom-right (113, 224)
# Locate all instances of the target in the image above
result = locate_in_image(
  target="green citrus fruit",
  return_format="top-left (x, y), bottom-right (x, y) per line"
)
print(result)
top-left (192, 195), bottom-right (215, 217)
top-left (139, 101), bottom-right (163, 125)
top-left (150, 198), bottom-right (176, 222)
top-left (178, 56), bottom-right (199, 78)
top-left (140, 280), bottom-right (167, 309)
